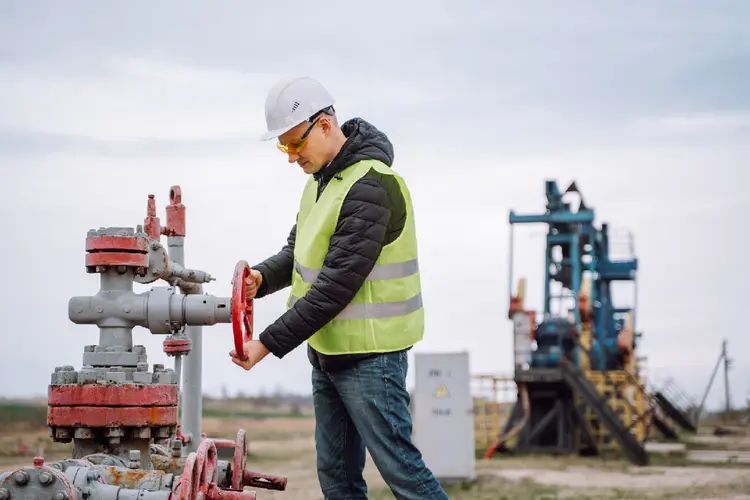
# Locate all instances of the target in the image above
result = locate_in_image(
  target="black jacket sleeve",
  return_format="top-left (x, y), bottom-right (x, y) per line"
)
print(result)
top-left (258, 177), bottom-right (391, 358)
top-left (252, 221), bottom-right (296, 299)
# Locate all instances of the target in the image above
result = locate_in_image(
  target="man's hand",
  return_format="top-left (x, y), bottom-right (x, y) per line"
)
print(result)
top-left (244, 269), bottom-right (263, 299)
top-left (229, 339), bottom-right (271, 371)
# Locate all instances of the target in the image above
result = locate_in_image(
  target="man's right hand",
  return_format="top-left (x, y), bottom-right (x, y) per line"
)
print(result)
top-left (244, 269), bottom-right (263, 299)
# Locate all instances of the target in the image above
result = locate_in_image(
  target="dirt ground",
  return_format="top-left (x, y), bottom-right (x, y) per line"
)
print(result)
top-left (203, 418), bottom-right (750, 499)
top-left (1, 416), bottom-right (749, 499)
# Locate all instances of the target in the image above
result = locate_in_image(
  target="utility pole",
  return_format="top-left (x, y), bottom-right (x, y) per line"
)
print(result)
top-left (722, 340), bottom-right (732, 422)
top-left (696, 339), bottom-right (733, 424)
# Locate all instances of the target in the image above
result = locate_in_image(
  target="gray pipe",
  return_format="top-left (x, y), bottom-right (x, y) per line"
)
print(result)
top-left (168, 235), bottom-right (203, 454)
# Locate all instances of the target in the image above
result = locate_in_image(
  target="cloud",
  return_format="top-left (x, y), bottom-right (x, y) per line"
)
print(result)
top-left (627, 111), bottom-right (750, 138)
top-left (0, 57), bottom-right (272, 141)
top-left (0, 1), bottom-right (749, 411)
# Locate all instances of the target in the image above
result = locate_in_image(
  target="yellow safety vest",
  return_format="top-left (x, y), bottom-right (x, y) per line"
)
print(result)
top-left (287, 159), bottom-right (424, 355)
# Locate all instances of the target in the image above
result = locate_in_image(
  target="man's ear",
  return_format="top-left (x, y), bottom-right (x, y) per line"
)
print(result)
top-left (319, 117), bottom-right (333, 137)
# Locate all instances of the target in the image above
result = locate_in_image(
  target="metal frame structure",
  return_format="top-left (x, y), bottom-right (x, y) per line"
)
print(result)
top-left (508, 180), bottom-right (639, 372)
top-left (487, 180), bottom-right (654, 465)
top-left (0, 186), bottom-right (284, 500)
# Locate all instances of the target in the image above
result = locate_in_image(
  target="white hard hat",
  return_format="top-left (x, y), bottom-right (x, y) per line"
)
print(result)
top-left (260, 76), bottom-right (335, 141)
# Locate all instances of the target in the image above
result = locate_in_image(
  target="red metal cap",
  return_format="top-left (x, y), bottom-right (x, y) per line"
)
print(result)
top-left (163, 186), bottom-right (186, 237)
top-left (144, 194), bottom-right (162, 240)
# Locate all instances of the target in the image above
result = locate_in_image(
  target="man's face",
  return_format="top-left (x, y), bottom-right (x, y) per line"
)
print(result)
top-left (277, 116), bottom-right (331, 175)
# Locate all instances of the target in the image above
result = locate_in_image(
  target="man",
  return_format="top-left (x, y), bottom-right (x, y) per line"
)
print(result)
top-left (229, 76), bottom-right (448, 500)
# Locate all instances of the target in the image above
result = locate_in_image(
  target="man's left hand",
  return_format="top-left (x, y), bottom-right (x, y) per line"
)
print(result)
top-left (229, 339), bottom-right (271, 371)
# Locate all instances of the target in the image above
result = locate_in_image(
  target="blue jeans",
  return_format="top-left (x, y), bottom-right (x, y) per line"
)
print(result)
top-left (312, 350), bottom-right (449, 500)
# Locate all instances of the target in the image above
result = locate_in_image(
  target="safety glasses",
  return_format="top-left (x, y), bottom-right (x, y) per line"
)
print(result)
top-left (276, 118), bottom-right (318, 155)
top-left (276, 106), bottom-right (335, 155)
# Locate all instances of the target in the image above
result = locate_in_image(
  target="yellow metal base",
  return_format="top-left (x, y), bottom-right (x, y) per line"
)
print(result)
top-left (577, 370), bottom-right (652, 452)
top-left (472, 375), bottom-right (516, 451)
top-left (576, 322), bottom-right (651, 452)
top-left (473, 367), bottom-right (653, 458)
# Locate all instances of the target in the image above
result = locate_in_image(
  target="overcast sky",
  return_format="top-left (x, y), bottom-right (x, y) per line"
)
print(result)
top-left (1, 1), bottom-right (748, 411)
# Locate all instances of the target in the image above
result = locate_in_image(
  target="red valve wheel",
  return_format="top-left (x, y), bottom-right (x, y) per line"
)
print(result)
top-left (232, 260), bottom-right (254, 362)
top-left (231, 428), bottom-right (248, 490)
top-left (177, 438), bottom-right (219, 500)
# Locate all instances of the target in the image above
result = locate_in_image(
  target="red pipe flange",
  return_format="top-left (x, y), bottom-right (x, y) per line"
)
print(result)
top-left (164, 337), bottom-right (192, 356)
top-left (231, 260), bottom-right (254, 362)
top-left (85, 234), bottom-right (150, 269)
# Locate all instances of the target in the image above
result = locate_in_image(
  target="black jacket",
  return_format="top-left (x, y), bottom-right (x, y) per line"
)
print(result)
top-left (253, 117), bottom-right (409, 372)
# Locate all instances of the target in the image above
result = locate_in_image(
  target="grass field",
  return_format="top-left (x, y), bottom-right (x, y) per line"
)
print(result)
top-left (1, 400), bottom-right (749, 499)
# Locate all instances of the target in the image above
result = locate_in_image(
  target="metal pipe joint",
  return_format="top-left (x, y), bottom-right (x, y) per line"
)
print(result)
top-left (68, 285), bottom-right (231, 334)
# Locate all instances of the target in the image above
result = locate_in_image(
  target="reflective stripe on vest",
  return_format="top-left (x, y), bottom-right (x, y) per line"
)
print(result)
top-left (288, 292), bottom-right (423, 320)
top-left (293, 258), bottom-right (419, 283)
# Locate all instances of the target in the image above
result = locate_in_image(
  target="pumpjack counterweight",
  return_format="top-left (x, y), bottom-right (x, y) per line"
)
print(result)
top-left (0, 186), bottom-right (282, 500)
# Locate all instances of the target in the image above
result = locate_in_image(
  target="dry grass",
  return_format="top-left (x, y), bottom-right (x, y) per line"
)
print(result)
top-left (234, 420), bottom-right (750, 500)
top-left (1, 402), bottom-right (749, 499)
top-left (371, 475), bottom-right (560, 500)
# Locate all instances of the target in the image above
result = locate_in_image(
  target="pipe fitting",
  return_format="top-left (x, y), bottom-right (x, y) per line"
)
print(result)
top-left (69, 286), bottom-right (231, 335)
top-left (146, 287), bottom-right (231, 334)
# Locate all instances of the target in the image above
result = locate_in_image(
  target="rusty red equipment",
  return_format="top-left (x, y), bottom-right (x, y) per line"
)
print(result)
top-left (0, 185), bottom-right (287, 500)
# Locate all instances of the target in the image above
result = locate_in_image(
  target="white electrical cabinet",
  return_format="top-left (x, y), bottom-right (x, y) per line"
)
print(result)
top-left (412, 351), bottom-right (476, 483)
